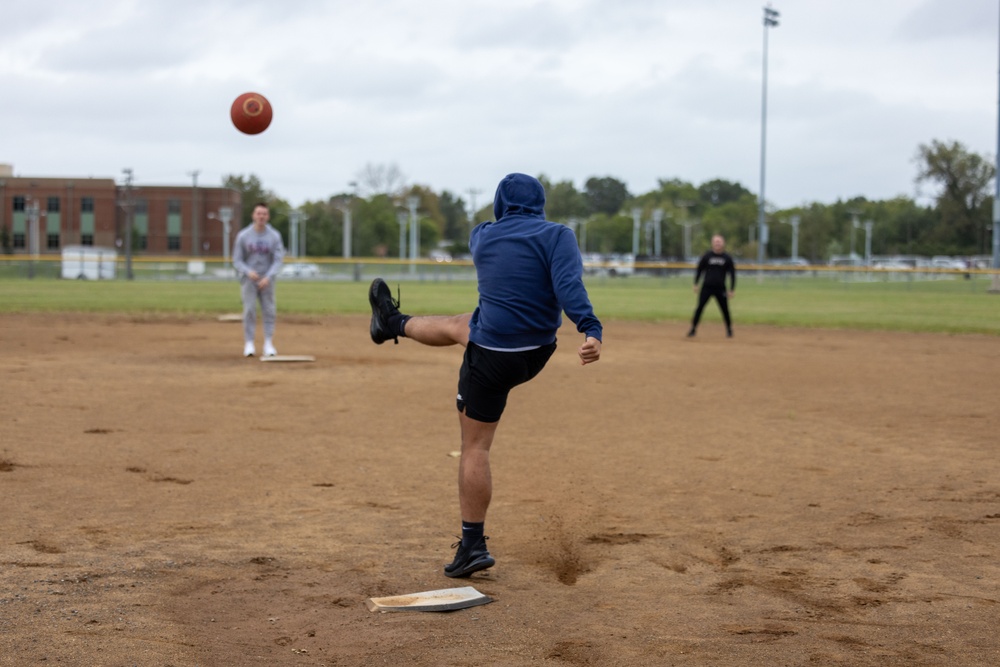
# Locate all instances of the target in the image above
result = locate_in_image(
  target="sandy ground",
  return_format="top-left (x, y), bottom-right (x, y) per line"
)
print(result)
top-left (1, 312), bottom-right (999, 666)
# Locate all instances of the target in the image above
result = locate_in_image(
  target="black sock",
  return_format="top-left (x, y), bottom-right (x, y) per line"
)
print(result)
top-left (461, 521), bottom-right (484, 547)
top-left (388, 313), bottom-right (410, 338)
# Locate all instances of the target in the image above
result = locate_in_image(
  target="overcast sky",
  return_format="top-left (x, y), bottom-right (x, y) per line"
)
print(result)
top-left (2, 0), bottom-right (997, 211)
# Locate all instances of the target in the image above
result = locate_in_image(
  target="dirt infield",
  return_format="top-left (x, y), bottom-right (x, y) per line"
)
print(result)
top-left (2, 313), bottom-right (998, 666)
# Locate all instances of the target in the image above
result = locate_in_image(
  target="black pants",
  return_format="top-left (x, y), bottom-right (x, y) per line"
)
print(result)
top-left (691, 285), bottom-right (732, 331)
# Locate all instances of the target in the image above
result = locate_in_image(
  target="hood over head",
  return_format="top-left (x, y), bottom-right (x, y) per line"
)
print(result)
top-left (492, 173), bottom-right (546, 220)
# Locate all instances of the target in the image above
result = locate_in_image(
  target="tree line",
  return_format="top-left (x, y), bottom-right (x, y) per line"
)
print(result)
top-left (223, 139), bottom-right (996, 264)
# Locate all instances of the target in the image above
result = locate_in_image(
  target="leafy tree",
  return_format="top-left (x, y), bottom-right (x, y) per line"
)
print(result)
top-left (438, 190), bottom-right (470, 253)
top-left (355, 163), bottom-right (406, 197)
top-left (698, 179), bottom-right (753, 207)
top-left (300, 199), bottom-right (340, 256)
top-left (916, 140), bottom-right (995, 253)
top-left (700, 195), bottom-right (757, 258)
top-left (538, 175), bottom-right (588, 222)
top-left (585, 176), bottom-right (629, 216)
top-left (354, 194), bottom-right (401, 257)
top-left (586, 212), bottom-right (633, 253)
top-left (221, 174), bottom-right (273, 228)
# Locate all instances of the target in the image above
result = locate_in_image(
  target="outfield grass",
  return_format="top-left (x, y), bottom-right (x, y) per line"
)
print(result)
top-left (2, 273), bottom-right (998, 335)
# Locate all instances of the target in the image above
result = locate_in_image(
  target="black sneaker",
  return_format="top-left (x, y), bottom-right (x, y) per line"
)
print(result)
top-left (444, 537), bottom-right (495, 578)
top-left (686, 328), bottom-right (696, 338)
top-left (369, 278), bottom-right (401, 345)
top-left (727, 328), bottom-right (733, 338)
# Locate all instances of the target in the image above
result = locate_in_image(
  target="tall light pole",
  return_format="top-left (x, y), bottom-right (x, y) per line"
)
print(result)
top-left (26, 197), bottom-right (40, 278)
top-left (207, 206), bottom-right (234, 273)
top-left (993, 3), bottom-right (1000, 292)
top-left (757, 5), bottom-right (780, 270)
top-left (850, 212), bottom-right (859, 260)
top-left (344, 181), bottom-right (357, 259)
top-left (408, 195), bottom-right (420, 275)
top-left (652, 208), bottom-right (664, 256)
top-left (782, 214), bottom-right (800, 261)
top-left (863, 219), bottom-right (874, 266)
top-left (188, 170), bottom-right (200, 256)
top-left (466, 187), bottom-right (482, 229)
top-left (676, 218), bottom-right (698, 260)
top-left (397, 211), bottom-right (408, 261)
top-left (122, 168), bottom-right (135, 280)
top-left (289, 210), bottom-right (303, 257)
top-left (631, 207), bottom-right (642, 256)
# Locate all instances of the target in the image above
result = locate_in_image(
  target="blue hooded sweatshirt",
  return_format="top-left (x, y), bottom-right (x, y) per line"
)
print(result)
top-left (467, 173), bottom-right (603, 349)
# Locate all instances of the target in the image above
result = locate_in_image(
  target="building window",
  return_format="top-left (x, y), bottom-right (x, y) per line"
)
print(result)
top-left (81, 197), bottom-right (94, 213)
top-left (168, 199), bottom-right (181, 214)
top-left (47, 234), bottom-right (60, 250)
top-left (138, 235), bottom-right (148, 250)
top-left (167, 236), bottom-right (180, 251)
top-left (13, 196), bottom-right (25, 212)
top-left (13, 233), bottom-right (25, 248)
top-left (135, 199), bottom-right (148, 214)
top-left (47, 197), bottom-right (60, 213)
top-left (81, 234), bottom-right (94, 246)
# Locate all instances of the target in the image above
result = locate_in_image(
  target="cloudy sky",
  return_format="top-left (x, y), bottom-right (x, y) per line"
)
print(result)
top-left (2, 0), bottom-right (997, 211)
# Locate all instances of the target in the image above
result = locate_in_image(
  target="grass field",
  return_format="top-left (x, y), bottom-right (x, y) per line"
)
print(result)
top-left (2, 273), bottom-right (998, 335)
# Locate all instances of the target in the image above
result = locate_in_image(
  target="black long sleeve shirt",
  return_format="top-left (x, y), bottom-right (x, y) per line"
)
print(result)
top-left (694, 251), bottom-right (736, 291)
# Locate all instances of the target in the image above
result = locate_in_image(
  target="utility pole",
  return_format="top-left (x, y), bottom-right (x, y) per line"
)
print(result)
top-left (188, 170), bottom-right (200, 256)
top-left (757, 5), bottom-right (780, 272)
top-left (122, 168), bottom-right (135, 280)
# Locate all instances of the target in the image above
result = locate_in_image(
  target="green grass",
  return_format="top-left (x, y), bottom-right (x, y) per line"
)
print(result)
top-left (1, 274), bottom-right (998, 335)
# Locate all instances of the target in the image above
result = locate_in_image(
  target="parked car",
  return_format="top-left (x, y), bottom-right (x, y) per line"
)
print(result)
top-left (580, 252), bottom-right (605, 275)
top-left (930, 256), bottom-right (967, 270)
top-left (279, 262), bottom-right (320, 278)
top-left (605, 253), bottom-right (635, 277)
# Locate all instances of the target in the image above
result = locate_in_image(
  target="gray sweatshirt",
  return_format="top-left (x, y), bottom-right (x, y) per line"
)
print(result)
top-left (232, 224), bottom-right (285, 280)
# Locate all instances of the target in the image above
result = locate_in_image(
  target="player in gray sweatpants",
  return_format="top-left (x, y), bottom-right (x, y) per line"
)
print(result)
top-left (232, 202), bottom-right (285, 357)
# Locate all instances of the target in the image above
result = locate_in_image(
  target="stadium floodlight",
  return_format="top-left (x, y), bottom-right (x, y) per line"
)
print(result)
top-left (757, 4), bottom-right (780, 274)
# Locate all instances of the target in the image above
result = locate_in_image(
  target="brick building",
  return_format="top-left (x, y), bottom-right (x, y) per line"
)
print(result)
top-left (0, 164), bottom-right (242, 257)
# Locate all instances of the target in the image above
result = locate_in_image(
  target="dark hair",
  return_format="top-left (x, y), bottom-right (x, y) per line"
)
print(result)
top-left (253, 201), bottom-right (269, 211)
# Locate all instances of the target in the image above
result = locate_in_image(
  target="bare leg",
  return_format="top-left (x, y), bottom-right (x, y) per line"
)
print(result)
top-left (404, 313), bottom-right (471, 347)
top-left (457, 411), bottom-right (499, 523)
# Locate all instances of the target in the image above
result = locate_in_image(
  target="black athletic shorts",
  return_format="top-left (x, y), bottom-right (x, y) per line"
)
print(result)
top-left (456, 341), bottom-right (557, 423)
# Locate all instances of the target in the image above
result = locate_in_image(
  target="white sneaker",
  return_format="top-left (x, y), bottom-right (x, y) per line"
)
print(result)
top-left (263, 340), bottom-right (277, 357)
top-left (244, 341), bottom-right (256, 357)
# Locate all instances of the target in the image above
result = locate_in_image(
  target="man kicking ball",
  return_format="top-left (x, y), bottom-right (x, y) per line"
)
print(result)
top-left (368, 173), bottom-right (603, 577)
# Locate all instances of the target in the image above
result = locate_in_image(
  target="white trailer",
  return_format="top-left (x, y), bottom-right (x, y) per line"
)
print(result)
top-left (61, 246), bottom-right (118, 280)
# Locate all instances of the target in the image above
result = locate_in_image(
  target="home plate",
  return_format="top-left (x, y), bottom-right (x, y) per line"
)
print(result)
top-left (260, 355), bottom-right (316, 363)
top-left (217, 313), bottom-right (243, 322)
top-left (365, 586), bottom-right (492, 613)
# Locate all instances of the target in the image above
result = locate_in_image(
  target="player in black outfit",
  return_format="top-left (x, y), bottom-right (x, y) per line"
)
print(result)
top-left (688, 234), bottom-right (736, 338)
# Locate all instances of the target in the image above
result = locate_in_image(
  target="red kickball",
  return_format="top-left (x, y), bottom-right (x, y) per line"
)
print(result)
top-left (230, 92), bottom-right (273, 135)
